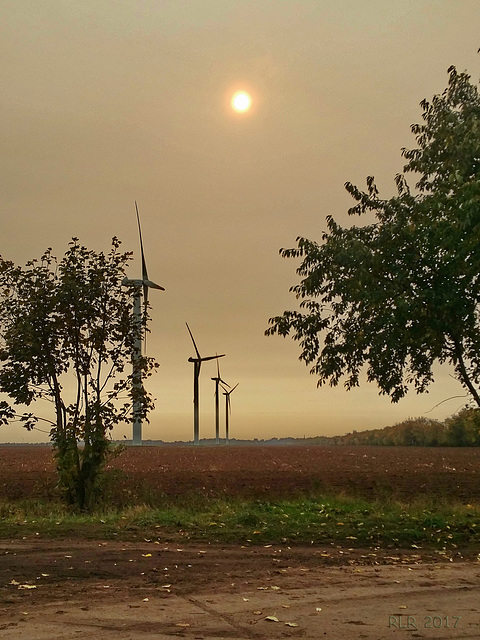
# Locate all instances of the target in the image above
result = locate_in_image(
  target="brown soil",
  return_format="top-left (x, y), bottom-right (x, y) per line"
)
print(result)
top-left (1, 444), bottom-right (480, 503)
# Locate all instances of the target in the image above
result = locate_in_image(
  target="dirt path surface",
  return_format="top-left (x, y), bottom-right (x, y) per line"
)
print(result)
top-left (1, 539), bottom-right (480, 639)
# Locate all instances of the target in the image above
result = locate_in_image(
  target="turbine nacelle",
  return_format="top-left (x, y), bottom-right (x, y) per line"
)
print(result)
top-left (122, 277), bottom-right (165, 291)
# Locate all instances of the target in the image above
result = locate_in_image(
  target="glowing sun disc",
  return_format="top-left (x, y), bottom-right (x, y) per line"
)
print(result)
top-left (232, 91), bottom-right (252, 112)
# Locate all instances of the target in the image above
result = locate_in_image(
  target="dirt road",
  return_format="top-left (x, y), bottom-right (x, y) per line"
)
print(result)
top-left (1, 539), bottom-right (480, 639)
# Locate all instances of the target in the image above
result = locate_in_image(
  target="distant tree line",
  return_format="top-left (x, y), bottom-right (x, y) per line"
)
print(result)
top-left (134, 409), bottom-right (480, 447)
top-left (333, 408), bottom-right (480, 447)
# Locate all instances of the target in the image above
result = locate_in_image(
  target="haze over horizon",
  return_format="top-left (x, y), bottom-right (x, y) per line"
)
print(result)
top-left (1, 1), bottom-right (479, 443)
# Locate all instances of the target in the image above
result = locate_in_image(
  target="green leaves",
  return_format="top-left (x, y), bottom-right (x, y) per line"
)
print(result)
top-left (0, 238), bottom-right (158, 510)
top-left (267, 62), bottom-right (480, 406)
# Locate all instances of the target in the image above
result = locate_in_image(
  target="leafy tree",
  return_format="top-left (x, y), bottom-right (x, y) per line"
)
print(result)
top-left (266, 63), bottom-right (480, 407)
top-left (445, 407), bottom-right (480, 446)
top-left (0, 238), bottom-right (158, 510)
top-left (335, 417), bottom-right (446, 447)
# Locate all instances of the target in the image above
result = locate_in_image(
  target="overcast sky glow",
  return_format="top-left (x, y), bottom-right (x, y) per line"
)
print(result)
top-left (1, 1), bottom-right (479, 443)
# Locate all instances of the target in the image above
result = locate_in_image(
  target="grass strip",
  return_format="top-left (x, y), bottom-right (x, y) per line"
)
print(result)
top-left (1, 494), bottom-right (479, 550)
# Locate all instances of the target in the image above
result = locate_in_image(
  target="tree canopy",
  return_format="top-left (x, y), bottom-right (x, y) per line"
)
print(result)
top-left (0, 238), bottom-right (158, 509)
top-left (266, 64), bottom-right (480, 407)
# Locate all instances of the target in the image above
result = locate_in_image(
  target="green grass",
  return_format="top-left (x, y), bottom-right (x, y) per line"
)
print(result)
top-left (1, 492), bottom-right (479, 550)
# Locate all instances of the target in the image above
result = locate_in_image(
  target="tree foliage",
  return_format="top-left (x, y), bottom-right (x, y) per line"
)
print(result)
top-left (444, 407), bottom-right (480, 446)
top-left (0, 238), bottom-right (158, 510)
top-left (266, 64), bottom-right (480, 406)
top-left (336, 417), bottom-right (447, 447)
top-left (332, 409), bottom-right (480, 447)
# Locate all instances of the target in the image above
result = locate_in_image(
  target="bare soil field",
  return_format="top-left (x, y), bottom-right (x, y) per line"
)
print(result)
top-left (1, 444), bottom-right (480, 503)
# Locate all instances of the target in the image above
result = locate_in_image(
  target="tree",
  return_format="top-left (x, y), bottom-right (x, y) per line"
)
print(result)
top-left (0, 238), bottom-right (158, 510)
top-left (266, 63), bottom-right (480, 408)
top-left (445, 407), bottom-right (480, 446)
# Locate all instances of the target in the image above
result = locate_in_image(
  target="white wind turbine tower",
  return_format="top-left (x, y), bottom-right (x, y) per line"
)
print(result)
top-left (221, 383), bottom-right (238, 445)
top-left (122, 202), bottom-right (165, 445)
top-left (211, 358), bottom-right (229, 445)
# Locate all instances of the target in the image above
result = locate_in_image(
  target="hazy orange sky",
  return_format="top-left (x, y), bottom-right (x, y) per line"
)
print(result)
top-left (1, 1), bottom-right (479, 443)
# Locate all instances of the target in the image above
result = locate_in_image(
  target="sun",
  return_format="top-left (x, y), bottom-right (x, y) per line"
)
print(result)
top-left (231, 91), bottom-right (252, 113)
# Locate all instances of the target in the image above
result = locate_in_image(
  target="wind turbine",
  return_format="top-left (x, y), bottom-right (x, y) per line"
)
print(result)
top-left (221, 383), bottom-right (238, 445)
top-left (186, 323), bottom-right (224, 446)
top-left (122, 202), bottom-right (165, 446)
top-left (211, 358), bottom-right (229, 445)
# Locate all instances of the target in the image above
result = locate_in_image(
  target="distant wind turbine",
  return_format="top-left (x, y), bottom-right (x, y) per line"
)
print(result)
top-left (186, 323), bottom-right (224, 446)
top-left (221, 383), bottom-right (238, 445)
top-left (211, 358), bottom-right (229, 445)
top-left (122, 202), bottom-right (165, 446)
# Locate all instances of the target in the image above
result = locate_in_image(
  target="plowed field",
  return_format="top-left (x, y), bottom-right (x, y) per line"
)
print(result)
top-left (1, 444), bottom-right (480, 503)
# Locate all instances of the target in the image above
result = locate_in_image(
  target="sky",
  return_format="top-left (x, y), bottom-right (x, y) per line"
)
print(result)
top-left (1, 1), bottom-right (479, 443)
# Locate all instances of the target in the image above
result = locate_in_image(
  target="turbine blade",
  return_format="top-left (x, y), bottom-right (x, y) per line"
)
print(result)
top-left (216, 358), bottom-right (230, 387)
top-left (136, 201), bottom-right (149, 282)
top-left (201, 354), bottom-right (225, 362)
top-left (145, 279), bottom-right (165, 291)
top-left (223, 383), bottom-right (238, 396)
top-left (186, 323), bottom-right (201, 359)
